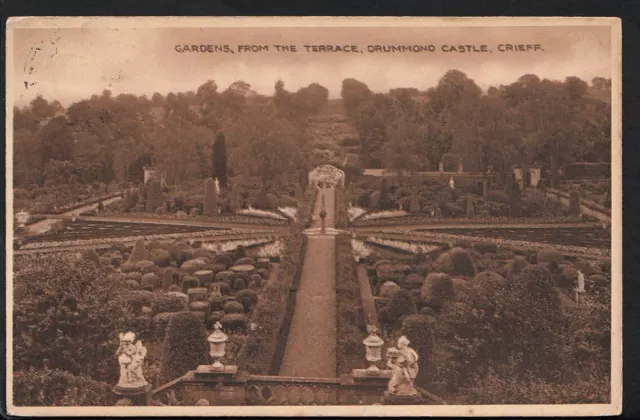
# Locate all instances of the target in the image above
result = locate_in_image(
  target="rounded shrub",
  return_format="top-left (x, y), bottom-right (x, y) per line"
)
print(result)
top-left (152, 293), bottom-right (188, 313)
top-left (125, 271), bottom-right (143, 282)
top-left (134, 260), bottom-right (158, 274)
top-left (473, 242), bottom-right (498, 254)
top-left (120, 263), bottom-right (138, 274)
top-left (381, 289), bottom-right (417, 324)
top-left (235, 257), bottom-right (255, 266)
top-left (223, 300), bottom-right (244, 314)
top-left (181, 276), bottom-right (200, 293)
top-left (233, 278), bottom-right (246, 291)
top-left (537, 249), bottom-right (564, 264)
top-left (434, 247), bottom-right (477, 277)
top-left (167, 284), bottom-right (181, 293)
top-left (170, 242), bottom-right (193, 266)
top-left (402, 273), bottom-right (424, 290)
top-left (194, 270), bottom-right (214, 286)
top-left (187, 287), bottom-right (208, 303)
top-left (149, 249), bottom-right (171, 267)
top-left (236, 289), bottom-right (259, 306)
top-left (141, 273), bottom-right (160, 289)
top-left (420, 272), bottom-right (455, 310)
top-left (125, 290), bottom-right (156, 314)
top-left (214, 254), bottom-right (234, 268)
top-left (125, 280), bottom-right (140, 290)
top-left (220, 313), bottom-right (248, 332)
top-left (473, 270), bottom-right (508, 289)
top-left (188, 301), bottom-right (211, 322)
top-left (506, 256), bottom-right (529, 280)
top-left (379, 281), bottom-right (401, 298)
top-left (160, 311), bottom-right (208, 383)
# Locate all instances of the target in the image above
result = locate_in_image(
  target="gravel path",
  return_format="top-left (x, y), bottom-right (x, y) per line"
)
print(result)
top-left (280, 188), bottom-right (337, 378)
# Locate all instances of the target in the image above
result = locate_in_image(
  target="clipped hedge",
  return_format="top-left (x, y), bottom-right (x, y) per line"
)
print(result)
top-left (335, 233), bottom-right (365, 375)
top-left (159, 311), bottom-right (208, 383)
top-left (235, 233), bottom-right (307, 375)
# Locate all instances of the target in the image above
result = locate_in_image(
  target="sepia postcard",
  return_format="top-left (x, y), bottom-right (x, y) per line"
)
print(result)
top-left (5, 16), bottom-right (622, 417)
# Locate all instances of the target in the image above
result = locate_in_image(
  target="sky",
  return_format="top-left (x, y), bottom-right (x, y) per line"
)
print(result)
top-left (10, 24), bottom-right (612, 107)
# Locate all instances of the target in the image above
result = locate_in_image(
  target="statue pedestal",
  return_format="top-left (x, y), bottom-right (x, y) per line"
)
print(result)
top-left (194, 364), bottom-right (238, 379)
top-left (113, 383), bottom-right (152, 406)
top-left (384, 390), bottom-right (424, 405)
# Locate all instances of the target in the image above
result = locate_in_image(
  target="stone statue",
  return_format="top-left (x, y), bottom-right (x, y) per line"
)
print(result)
top-left (449, 176), bottom-right (455, 190)
top-left (386, 347), bottom-right (418, 396)
top-left (214, 178), bottom-right (220, 194)
top-left (116, 332), bottom-right (148, 389)
top-left (397, 336), bottom-right (419, 386)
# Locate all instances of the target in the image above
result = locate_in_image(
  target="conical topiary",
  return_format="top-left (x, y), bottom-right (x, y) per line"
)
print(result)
top-left (128, 239), bottom-right (148, 264)
top-left (203, 178), bottom-right (218, 216)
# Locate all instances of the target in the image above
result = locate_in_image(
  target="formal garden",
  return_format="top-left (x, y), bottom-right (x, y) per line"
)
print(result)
top-left (11, 71), bottom-right (613, 407)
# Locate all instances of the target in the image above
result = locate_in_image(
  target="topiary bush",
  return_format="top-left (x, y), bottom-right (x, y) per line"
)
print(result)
top-left (13, 368), bottom-right (112, 406)
top-left (537, 249), bottom-right (564, 264)
top-left (170, 242), bottom-right (193, 266)
top-left (127, 239), bottom-right (148, 264)
top-left (473, 242), bottom-right (498, 254)
top-left (381, 289), bottom-right (417, 324)
top-left (379, 281), bottom-right (401, 298)
top-left (506, 256), bottom-right (529, 280)
top-left (152, 293), bottom-right (188, 313)
top-left (473, 270), bottom-right (508, 289)
top-left (223, 300), bottom-right (244, 314)
top-left (149, 249), bottom-right (171, 267)
top-left (220, 313), bottom-right (248, 332)
top-left (420, 272), bottom-right (455, 310)
top-left (235, 289), bottom-right (259, 310)
top-left (159, 311), bottom-right (208, 383)
top-left (434, 247), bottom-right (477, 277)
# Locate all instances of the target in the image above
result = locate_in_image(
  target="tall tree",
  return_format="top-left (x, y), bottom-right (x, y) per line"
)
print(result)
top-left (341, 78), bottom-right (372, 117)
top-left (211, 131), bottom-right (228, 189)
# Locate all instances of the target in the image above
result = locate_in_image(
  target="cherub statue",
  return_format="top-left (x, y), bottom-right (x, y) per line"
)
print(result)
top-left (116, 332), bottom-right (148, 389)
top-left (386, 347), bottom-right (416, 396)
top-left (397, 336), bottom-right (419, 386)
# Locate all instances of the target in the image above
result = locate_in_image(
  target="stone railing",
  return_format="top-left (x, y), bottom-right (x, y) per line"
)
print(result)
top-left (245, 375), bottom-right (341, 405)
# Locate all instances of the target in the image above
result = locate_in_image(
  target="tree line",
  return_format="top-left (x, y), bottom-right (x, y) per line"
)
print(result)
top-left (13, 79), bottom-right (329, 189)
top-left (341, 72), bottom-right (611, 186)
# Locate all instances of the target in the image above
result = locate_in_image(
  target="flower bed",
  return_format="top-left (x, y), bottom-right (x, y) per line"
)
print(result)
top-left (235, 233), bottom-right (308, 374)
top-left (365, 237), bottom-right (442, 255)
top-left (99, 211), bottom-right (290, 226)
top-left (335, 233), bottom-right (366, 375)
top-left (277, 207), bottom-right (298, 222)
top-left (364, 230), bottom-right (610, 258)
top-left (18, 228), bottom-right (274, 250)
top-left (352, 214), bottom-right (590, 227)
top-left (547, 188), bottom-right (611, 216)
top-left (237, 208), bottom-right (288, 221)
top-left (202, 238), bottom-right (274, 253)
top-left (359, 210), bottom-right (409, 221)
top-left (348, 206), bottom-right (367, 222)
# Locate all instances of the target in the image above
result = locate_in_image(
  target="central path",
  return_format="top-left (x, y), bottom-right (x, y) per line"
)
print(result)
top-left (280, 187), bottom-right (337, 378)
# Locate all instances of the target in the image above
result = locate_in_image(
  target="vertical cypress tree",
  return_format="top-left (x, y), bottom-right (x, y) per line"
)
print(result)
top-left (211, 131), bottom-right (228, 190)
